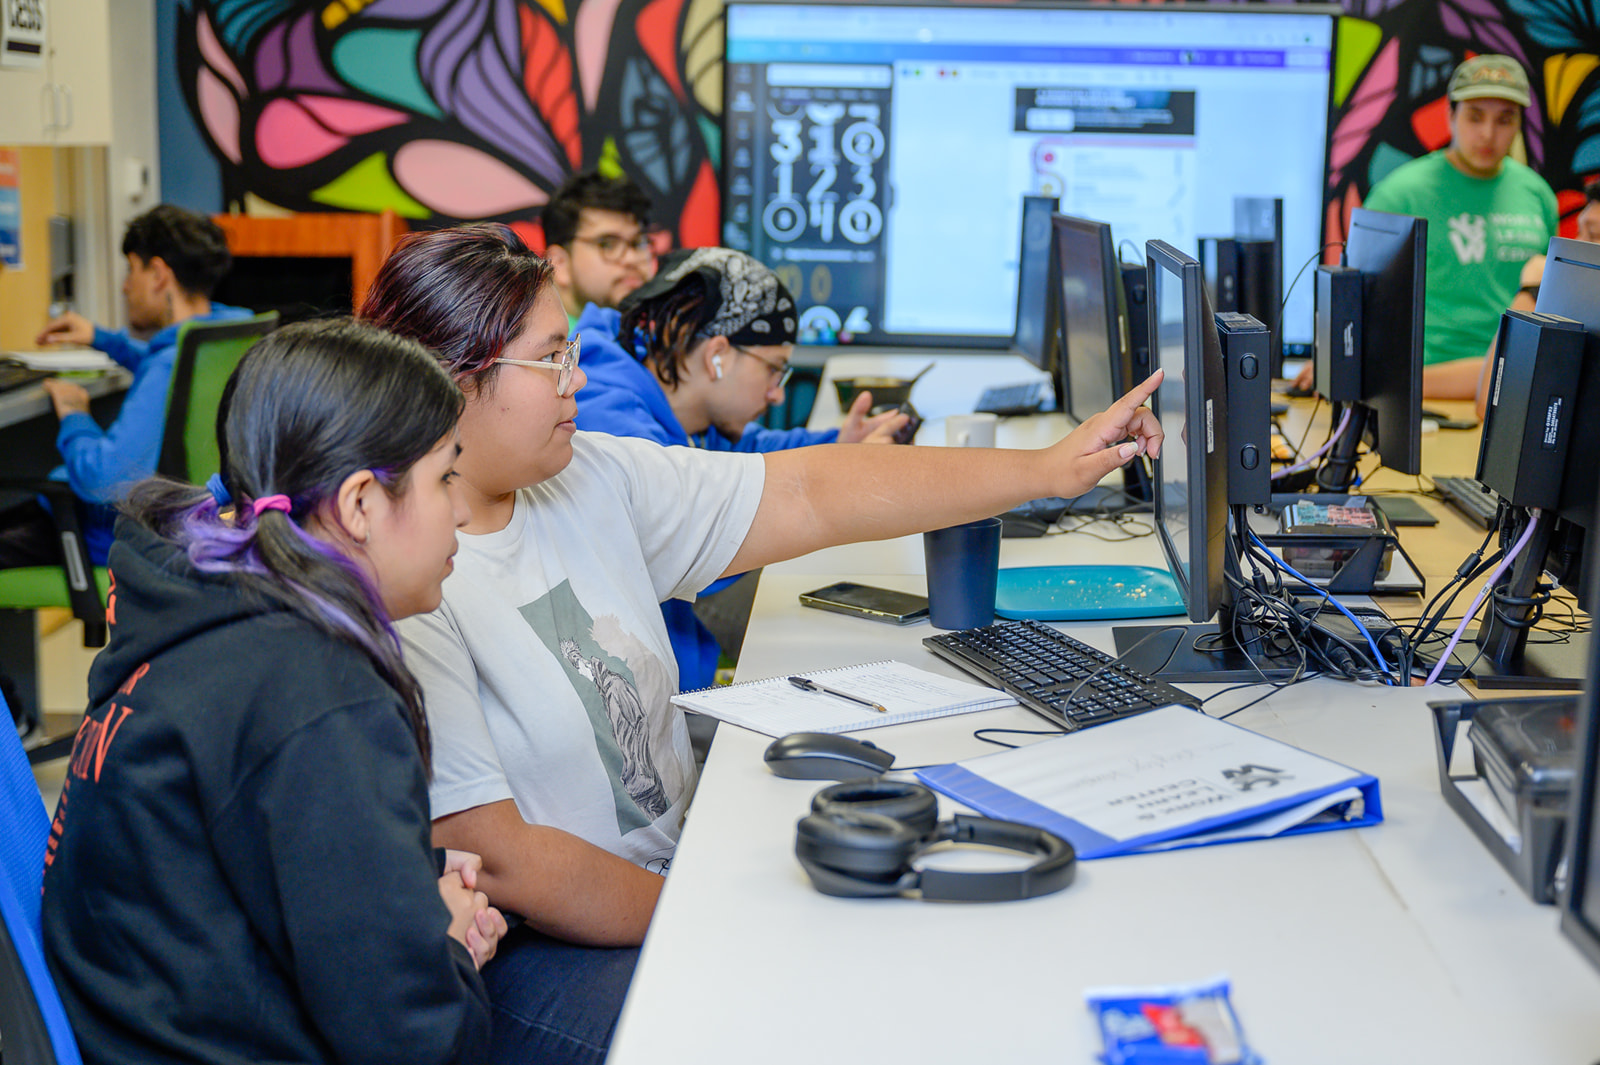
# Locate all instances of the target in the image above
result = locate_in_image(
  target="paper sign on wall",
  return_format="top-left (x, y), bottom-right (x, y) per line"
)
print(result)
top-left (0, 149), bottom-right (22, 269)
top-left (2, 0), bottom-right (45, 69)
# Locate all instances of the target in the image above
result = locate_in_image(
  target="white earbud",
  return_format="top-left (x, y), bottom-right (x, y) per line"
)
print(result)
top-left (711, 354), bottom-right (724, 380)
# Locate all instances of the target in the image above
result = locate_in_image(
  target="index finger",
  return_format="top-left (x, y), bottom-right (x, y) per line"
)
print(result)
top-left (1114, 370), bottom-right (1163, 414)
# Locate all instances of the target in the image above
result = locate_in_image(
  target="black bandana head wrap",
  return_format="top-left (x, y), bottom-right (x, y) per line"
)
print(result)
top-left (620, 247), bottom-right (797, 345)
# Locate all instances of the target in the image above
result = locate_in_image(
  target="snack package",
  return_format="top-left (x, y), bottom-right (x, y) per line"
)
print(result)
top-left (1085, 974), bottom-right (1261, 1065)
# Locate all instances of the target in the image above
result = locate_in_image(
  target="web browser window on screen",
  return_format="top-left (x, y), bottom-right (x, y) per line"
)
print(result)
top-left (723, 3), bottom-right (1335, 350)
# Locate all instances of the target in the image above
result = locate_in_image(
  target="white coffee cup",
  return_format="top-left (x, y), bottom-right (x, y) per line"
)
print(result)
top-left (946, 412), bottom-right (998, 448)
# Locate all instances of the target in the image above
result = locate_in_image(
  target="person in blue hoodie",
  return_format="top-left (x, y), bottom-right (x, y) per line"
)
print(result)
top-left (572, 247), bottom-right (908, 689)
top-left (574, 246), bottom-right (904, 452)
top-left (0, 205), bottom-right (249, 568)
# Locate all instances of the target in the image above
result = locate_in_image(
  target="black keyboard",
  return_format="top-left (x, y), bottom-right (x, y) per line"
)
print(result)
top-left (1433, 475), bottom-right (1500, 529)
top-left (0, 363), bottom-right (51, 393)
top-left (923, 618), bottom-right (1200, 732)
top-left (975, 380), bottom-right (1049, 417)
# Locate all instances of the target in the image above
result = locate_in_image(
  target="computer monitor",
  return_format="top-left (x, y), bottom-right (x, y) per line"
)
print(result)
top-left (1462, 235), bottom-right (1600, 688)
top-left (721, 1), bottom-right (1337, 348)
top-left (1236, 197), bottom-right (1285, 375)
top-left (1110, 241), bottom-right (1296, 683)
top-left (1054, 213), bottom-right (1129, 424)
top-left (1538, 238), bottom-right (1600, 528)
top-left (1012, 195), bottom-right (1059, 371)
top-left (1145, 240), bottom-right (1228, 623)
top-left (1200, 198), bottom-right (1283, 373)
top-left (1318, 207), bottom-right (1427, 486)
top-left (1559, 579), bottom-right (1600, 973)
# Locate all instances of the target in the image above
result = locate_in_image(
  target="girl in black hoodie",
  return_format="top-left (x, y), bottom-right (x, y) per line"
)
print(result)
top-left (41, 319), bottom-right (505, 1065)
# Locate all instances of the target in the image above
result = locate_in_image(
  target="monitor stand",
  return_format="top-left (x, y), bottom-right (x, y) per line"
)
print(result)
top-left (1466, 638), bottom-right (1588, 689)
top-left (1469, 507), bottom-right (1588, 690)
top-left (1112, 620), bottom-right (1302, 685)
top-left (1316, 402), bottom-right (1369, 492)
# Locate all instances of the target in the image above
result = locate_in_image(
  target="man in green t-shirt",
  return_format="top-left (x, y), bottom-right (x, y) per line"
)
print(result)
top-left (1297, 55), bottom-right (1557, 400)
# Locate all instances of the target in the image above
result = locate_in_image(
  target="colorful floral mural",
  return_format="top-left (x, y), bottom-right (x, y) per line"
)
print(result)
top-left (1328, 0), bottom-right (1600, 254)
top-left (170, 0), bottom-right (1600, 253)
top-left (176, 0), bottom-right (726, 248)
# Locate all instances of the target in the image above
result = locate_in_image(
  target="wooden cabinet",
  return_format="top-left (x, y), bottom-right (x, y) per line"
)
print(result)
top-left (0, 0), bottom-right (111, 144)
top-left (210, 211), bottom-right (411, 311)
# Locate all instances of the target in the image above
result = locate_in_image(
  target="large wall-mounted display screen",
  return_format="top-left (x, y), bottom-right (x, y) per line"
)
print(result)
top-left (723, 2), bottom-right (1336, 350)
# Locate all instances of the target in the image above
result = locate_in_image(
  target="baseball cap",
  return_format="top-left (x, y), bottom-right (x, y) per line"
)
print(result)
top-left (1447, 55), bottom-right (1531, 108)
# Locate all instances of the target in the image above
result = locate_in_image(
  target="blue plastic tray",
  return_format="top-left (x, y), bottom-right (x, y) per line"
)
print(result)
top-left (994, 564), bottom-right (1185, 621)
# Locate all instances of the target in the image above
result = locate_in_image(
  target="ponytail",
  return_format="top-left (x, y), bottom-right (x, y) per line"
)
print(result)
top-left (122, 319), bottom-right (463, 772)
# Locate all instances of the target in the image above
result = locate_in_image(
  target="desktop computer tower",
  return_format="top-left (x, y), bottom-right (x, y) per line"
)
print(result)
top-left (1201, 237), bottom-right (1241, 312)
top-left (1216, 312), bottom-right (1272, 506)
top-left (1478, 310), bottom-right (1585, 509)
top-left (1314, 265), bottom-right (1362, 403)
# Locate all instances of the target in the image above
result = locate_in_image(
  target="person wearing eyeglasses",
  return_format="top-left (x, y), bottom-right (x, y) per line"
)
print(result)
top-left (575, 247), bottom-right (906, 452)
top-left (358, 226), bottom-right (1161, 1055)
top-left (572, 247), bottom-right (910, 689)
top-left (540, 170), bottom-right (658, 332)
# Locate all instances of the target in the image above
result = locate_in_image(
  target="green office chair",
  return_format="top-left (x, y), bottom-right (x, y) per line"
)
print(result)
top-left (0, 311), bottom-right (278, 760)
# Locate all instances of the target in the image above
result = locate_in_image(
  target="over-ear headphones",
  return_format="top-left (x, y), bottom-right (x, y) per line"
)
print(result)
top-left (711, 353), bottom-right (724, 379)
top-left (794, 781), bottom-right (1076, 902)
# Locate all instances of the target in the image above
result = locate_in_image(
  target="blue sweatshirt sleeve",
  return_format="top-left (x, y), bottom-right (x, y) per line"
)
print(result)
top-left (574, 387), bottom-right (680, 446)
top-left (92, 325), bottom-right (150, 371)
top-left (55, 350), bottom-right (173, 504)
top-left (720, 423), bottom-right (839, 452)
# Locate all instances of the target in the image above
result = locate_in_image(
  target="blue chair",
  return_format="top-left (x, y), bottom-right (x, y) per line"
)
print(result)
top-left (0, 687), bottom-right (83, 1064)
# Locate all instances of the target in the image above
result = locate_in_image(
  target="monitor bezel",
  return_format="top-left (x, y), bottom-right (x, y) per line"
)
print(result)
top-left (1147, 239), bottom-right (1229, 624)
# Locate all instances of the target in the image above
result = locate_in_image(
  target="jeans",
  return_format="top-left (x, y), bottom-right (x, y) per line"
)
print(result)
top-left (479, 924), bottom-right (640, 1065)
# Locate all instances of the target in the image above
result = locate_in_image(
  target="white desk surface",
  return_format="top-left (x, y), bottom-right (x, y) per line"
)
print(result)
top-left (607, 363), bottom-right (1600, 1063)
top-left (0, 368), bottom-right (130, 431)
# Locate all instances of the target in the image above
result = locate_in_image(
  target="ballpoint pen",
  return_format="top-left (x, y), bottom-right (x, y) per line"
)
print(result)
top-left (787, 675), bottom-right (888, 714)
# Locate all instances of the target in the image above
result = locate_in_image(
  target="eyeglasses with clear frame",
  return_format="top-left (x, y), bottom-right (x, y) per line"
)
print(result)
top-left (494, 334), bottom-right (582, 397)
top-left (732, 344), bottom-right (794, 389)
top-left (569, 233), bottom-right (654, 263)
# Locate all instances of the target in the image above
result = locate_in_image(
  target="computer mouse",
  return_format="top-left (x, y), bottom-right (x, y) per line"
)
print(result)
top-left (764, 732), bottom-right (896, 780)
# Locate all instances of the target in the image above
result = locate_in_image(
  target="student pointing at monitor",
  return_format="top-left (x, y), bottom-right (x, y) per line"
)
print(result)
top-left (358, 223), bottom-right (1161, 1054)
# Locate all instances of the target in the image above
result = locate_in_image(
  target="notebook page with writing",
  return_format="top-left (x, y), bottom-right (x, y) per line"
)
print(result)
top-left (671, 660), bottom-right (1016, 736)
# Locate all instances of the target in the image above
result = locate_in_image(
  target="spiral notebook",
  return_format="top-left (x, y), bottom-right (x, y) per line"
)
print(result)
top-left (671, 660), bottom-right (1017, 736)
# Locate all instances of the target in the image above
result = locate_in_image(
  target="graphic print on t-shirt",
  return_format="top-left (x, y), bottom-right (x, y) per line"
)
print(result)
top-left (519, 580), bottom-right (680, 830)
top-left (1448, 212), bottom-right (1487, 264)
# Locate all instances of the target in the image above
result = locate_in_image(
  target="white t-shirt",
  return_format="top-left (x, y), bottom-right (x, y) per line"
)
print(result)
top-left (400, 432), bottom-right (765, 871)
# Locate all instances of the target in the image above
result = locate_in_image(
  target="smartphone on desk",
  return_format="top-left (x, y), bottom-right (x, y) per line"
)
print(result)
top-left (799, 582), bottom-right (930, 624)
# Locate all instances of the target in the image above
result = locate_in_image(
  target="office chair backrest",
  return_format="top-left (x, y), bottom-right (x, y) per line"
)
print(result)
top-left (158, 312), bottom-right (279, 483)
top-left (0, 688), bottom-right (84, 1064)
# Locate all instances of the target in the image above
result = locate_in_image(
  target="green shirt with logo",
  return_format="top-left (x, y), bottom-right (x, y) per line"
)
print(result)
top-left (1363, 150), bottom-right (1557, 366)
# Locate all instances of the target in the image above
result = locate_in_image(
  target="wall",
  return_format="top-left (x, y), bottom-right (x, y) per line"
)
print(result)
top-left (0, 147), bottom-right (73, 349)
top-left (151, 0), bottom-right (1600, 247)
top-left (159, 0), bottom-right (723, 249)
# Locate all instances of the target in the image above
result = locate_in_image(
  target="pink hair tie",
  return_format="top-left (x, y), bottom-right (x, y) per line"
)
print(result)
top-left (251, 495), bottom-right (293, 518)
